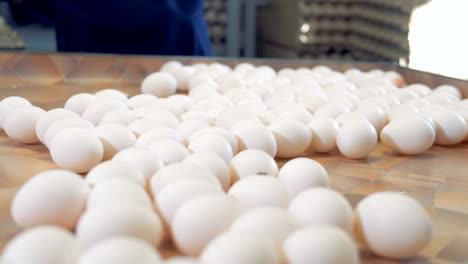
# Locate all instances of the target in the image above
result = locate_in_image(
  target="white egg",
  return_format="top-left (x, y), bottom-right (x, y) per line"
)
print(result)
top-left (380, 116), bottom-right (435, 155)
top-left (96, 123), bottom-right (136, 160)
top-left (3, 106), bottom-right (45, 144)
top-left (82, 98), bottom-right (128, 126)
top-left (87, 178), bottom-right (152, 210)
top-left (160, 60), bottom-right (183, 72)
top-left (150, 162), bottom-right (221, 197)
top-left (145, 98), bottom-right (185, 117)
top-left (180, 110), bottom-right (216, 125)
top-left (44, 117), bottom-right (95, 148)
top-left (386, 104), bottom-right (419, 122)
top-left (86, 160), bottom-right (145, 188)
top-left (277, 106), bottom-right (314, 124)
top-left (391, 89), bottom-right (419, 103)
top-left (187, 134), bottom-right (233, 163)
top-left (228, 176), bottom-right (290, 210)
top-left (288, 187), bottom-right (353, 232)
top-left (141, 72), bottom-right (177, 97)
top-left (127, 118), bottom-right (157, 137)
top-left (278, 158), bottom-right (329, 197)
top-left (127, 94), bottom-right (158, 109)
top-left (434, 84), bottom-right (462, 100)
top-left (112, 147), bottom-right (164, 181)
top-left (2, 226), bottom-right (80, 264)
top-left (178, 119), bottom-right (210, 144)
top-left (95, 89), bottom-right (127, 102)
top-left (430, 109), bottom-right (468, 145)
top-left (78, 237), bottom-right (161, 264)
top-left (200, 231), bottom-right (279, 264)
top-left (12, 169), bottom-right (89, 229)
top-left (184, 152), bottom-right (231, 191)
top-left (77, 204), bottom-right (163, 248)
top-left (148, 139), bottom-right (189, 165)
top-left (308, 117), bottom-right (339, 153)
top-left (283, 226), bottom-right (359, 264)
top-left (143, 109), bottom-right (180, 128)
top-left (135, 127), bottom-right (184, 146)
top-left (355, 104), bottom-right (387, 133)
top-left (168, 94), bottom-right (194, 111)
top-left (406, 84), bottom-right (432, 97)
top-left (100, 108), bottom-right (139, 125)
top-left (231, 120), bottom-right (277, 157)
top-left (189, 127), bottom-right (238, 154)
top-left (64, 93), bottom-right (95, 115)
top-left (230, 206), bottom-right (297, 249)
top-left (296, 91), bottom-right (328, 113)
top-left (215, 106), bottom-right (258, 129)
top-left (355, 192), bottom-right (432, 259)
top-left (229, 149), bottom-right (278, 182)
top-left (50, 127), bottom-right (104, 173)
top-left (268, 119), bottom-right (312, 158)
top-left (0, 96), bottom-right (32, 130)
top-left (36, 108), bottom-right (80, 144)
top-left (335, 112), bottom-right (367, 126)
top-left (336, 120), bottom-right (377, 159)
top-left (156, 178), bottom-right (223, 224)
top-left (172, 193), bottom-right (241, 256)
top-left (314, 103), bottom-right (350, 119)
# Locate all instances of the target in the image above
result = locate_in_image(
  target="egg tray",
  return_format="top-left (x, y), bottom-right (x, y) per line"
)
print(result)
top-left (0, 52), bottom-right (468, 263)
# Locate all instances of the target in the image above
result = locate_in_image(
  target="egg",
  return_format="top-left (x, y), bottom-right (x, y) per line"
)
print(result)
top-left (380, 116), bottom-right (435, 155)
top-left (64, 93), bottom-right (96, 115)
top-left (230, 206), bottom-right (297, 250)
top-left (187, 134), bottom-right (233, 163)
top-left (2, 226), bottom-right (80, 264)
top-left (177, 119), bottom-right (210, 144)
top-left (172, 193), bottom-right (241, 255)
top-left (78, 237), bottom-right (161, 264)
top-left (95, 89), bottom-right (128, 102)
top-left (183, 152), bottom-right (231, 191)
top-left (172, 66), bottom-right (196, 92)
top-left (161, 60), bottom-right (183, 72)
top-left (145, 98), bottom-right (184, 117)
top-left (288, 187), bottom-right (353, 232)
top-left (229, 149), bottom-right (278, 182)
top-left (283, 225), bottom-right (359, 264)
top-left (189, 127), bottom-right (238, 154)
top-left (336, 120), bottom-right (377, 159)
top-left (86, 160), bottom-right (145, 188)
top-left (335, 112), bottom-right (367, 126)
top-left (36, 108), bottom-right (80, 144)
top-left (135, 127), bottom-right (184, 146)
top-left (150, 162), bottom-right (221, 197)
top-left (168, 94), bottom-right (194, 111)
top-left (76, 204), bottom-right (163, 248)
top-left (278, 106), bottom-right (314, 124)
top-left (231, 120), bottom-right (277, 157)
top-left (95, 123), bottom-right (136, 160)
top-left (0, 96), bottom-right (32, 129)
top-left (430, 109), bottom-right (468, 145)
top-left (434, 84), bottom-right (462, 100)
top-left (228, 176), bottom-right (290, 210)
top-left (44, 117), bottom-right (95, 148)
top-left (148, 139), bottom-right (189, 165)
top-left (307, 117), bottom-right (339, 153)
top-left (278, 158), bottom-right (329, 197)
top-left (82, 98), bottom-right (128, 126)
top-left (3, 106), bottom-right (45, 144)
top-left (406, 84), bottom-right (432, 97)
top-left (112, 147), bottom-right (164, 181)
top-left (355, 104), bottom-right (387, 132)
top-left (180, 110), bottom-right (216, 125)
top-left (127, 94), bottom-right (158, 109)
top-left (100, 108), bottom-right (139, 125)
top-left (314, 103), bottom-right (350, 119)
top-left (386, 104), bottom-right (419, 122)
top-left (355, 192), bottom-right (432, 259)
top-left (268, 119), bottom-right (312, 158)
top-left (11, 169), bottom-right (89, 229)
top-left (50, 127), bottom-right (104, 173)
top-left (215, 106), bottom-right (258, 129)
top-left (87, 178), bottom-right (152, 210)
top-left (156, 178), bottom-right (223, 224)
top-left (143, 109), bottom-right (180, 128)
top-left (141, 72), bottom-right (177, 97)
top-left (200, 231), bottom-right (279, 264)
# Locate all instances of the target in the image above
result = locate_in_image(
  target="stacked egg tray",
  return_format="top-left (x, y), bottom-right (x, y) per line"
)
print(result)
top-left (1, 52), bottom-right (468, 263)
top-left (204, 0), bottom-right (228, 55)
top-left (259, 0), bottom-right (428, 62)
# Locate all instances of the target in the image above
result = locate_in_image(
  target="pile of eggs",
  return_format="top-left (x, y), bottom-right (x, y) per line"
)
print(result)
top-left (2, 59), bottom-right (457, 263)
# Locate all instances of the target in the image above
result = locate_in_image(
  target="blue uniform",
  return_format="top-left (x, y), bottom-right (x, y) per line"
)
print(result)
top-left (53, 0), bottom-right (211, 56)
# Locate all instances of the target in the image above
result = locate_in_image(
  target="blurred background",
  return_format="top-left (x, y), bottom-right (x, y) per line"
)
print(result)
top-left (0, 0), bottom-right (466, 79)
